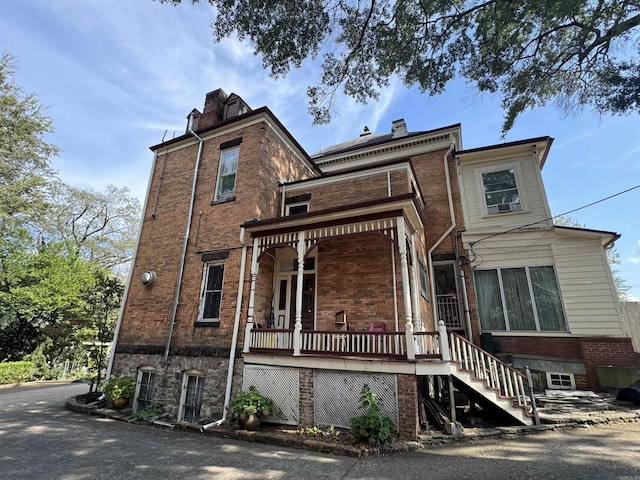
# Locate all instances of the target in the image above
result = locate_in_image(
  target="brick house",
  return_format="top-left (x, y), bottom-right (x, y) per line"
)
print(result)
top-left (106, 89), bottom-right (639, 440)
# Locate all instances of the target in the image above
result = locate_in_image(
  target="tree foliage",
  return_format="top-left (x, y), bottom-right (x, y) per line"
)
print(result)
top-left (0, 53), bottom-right (135, 379)
top-left (162, 0), bottom-right (640, 133)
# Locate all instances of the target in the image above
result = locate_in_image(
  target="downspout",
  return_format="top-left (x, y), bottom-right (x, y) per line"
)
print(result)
top-left (105, 148), bottom-right (160, 380)
top-left (201, 227), bottom-right (248, 430)
top-left (427, 135), bottom-right (456, 328)
top-left (164, 127), bottom-right (204, 362)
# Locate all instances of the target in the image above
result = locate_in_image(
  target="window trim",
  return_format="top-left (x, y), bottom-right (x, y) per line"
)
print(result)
top-left (214, 146), bottom-right (240, 202)
top-left (285, 202), bottom-right (309, 216)
top-left (546, 372), bottom-right (576, 390)
top-left (134, 366), bottom-right (156, 413)
top-left (198, 262), bottom-right (225, 324)
top-left (418, 259), bottom-right (429, 301)
top-left (178, 369), bottom-right (205, 423)
top-left (473, 265), bottom-right (567, 333)
top-left (475, 163), bottom-right (526, 217)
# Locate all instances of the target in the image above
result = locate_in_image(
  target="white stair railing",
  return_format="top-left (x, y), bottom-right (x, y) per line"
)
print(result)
top-left (448, 330), bottom-right (534, 416)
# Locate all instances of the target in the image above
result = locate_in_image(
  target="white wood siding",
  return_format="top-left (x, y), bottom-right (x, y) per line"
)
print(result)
top-left (460, 155), bottom-right (550, 232)
top-left (621, 302), bottom-right (640, 352)
top-left (463, 231), bottom-right (626, 337)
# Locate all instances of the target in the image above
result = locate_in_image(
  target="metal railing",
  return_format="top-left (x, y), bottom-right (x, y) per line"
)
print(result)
top-left (436, 294), bottom-right (462, 329)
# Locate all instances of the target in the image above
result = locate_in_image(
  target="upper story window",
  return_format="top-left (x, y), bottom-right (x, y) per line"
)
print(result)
top-left (481, 168), bottom-right (522, 215)
top-left (286, 202), bottom-right (309, 216)
top-left (216, 147), bottom-right (239, 201)
top-left (200, 263), bottom-right (225, 324)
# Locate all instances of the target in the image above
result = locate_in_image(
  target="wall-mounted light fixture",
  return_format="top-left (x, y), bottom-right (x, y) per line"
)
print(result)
top-left (141, 270), bottom-right (157, 287)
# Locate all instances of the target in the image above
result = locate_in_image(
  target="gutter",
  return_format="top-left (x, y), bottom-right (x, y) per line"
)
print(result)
top-left (164, 127), bottom-right (204, 362)
top-left (201, 227), bottom-right (248, 430)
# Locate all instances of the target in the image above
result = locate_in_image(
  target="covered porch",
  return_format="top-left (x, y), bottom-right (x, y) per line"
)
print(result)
top-left (241, 194), bottom-right (429, 358)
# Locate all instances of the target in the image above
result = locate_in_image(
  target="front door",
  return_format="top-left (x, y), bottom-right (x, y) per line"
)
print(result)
top-left (274, 273), bottom-right (315, 330)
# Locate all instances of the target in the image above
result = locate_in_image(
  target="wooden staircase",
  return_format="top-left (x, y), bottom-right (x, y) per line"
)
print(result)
top-left (446, 331), bottom-right (536, 426)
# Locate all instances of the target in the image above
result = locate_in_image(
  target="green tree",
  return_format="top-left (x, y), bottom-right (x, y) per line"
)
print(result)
top-left (554, 215), bottom-right (630, 299)
top-left (161, 0), bottom-right (640, 134)
top-left (35, 181), bottom-right (141, 272)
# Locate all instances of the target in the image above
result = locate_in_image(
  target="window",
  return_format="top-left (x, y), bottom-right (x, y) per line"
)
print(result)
top-left (419, 261), bottom-right (429, 300)
top-left (215, 147), bottom-right (239, 201)
top-left (286, 202), bottom-right (309, 216)
top-left (474, 266), bottom-right (566, 332)
top-left (134, 367), bottom-right (155, 412)
top-left (481, 168), bottom-right (522, 215)
top-left (546, 372), bottom-right (575, 390)
top-left (179, 372), bottom-right (205, 422)
top-left (200, 264), bottom-right (224, 323)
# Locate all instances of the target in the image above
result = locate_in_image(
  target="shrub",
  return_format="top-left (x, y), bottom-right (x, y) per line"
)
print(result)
top-left (349, 384), bottom-right (396, 445)
top-left (228, 386), bottom-right (273, 422)
top-left (0, 361), bottom-right (36, 384)
top-left (129, 403), bottom-right (165, 422)
top-left (103, 375), bottom-right (136, 401)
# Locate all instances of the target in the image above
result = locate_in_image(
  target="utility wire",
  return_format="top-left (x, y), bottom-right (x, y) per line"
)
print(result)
top-left (469, 183), bottom-right (640, 248)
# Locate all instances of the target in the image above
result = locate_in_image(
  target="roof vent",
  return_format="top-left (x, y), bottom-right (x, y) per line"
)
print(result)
top-left (360, 126), bottom-right (371, 137)
top-left (391, 118), bottom-right (408, 139)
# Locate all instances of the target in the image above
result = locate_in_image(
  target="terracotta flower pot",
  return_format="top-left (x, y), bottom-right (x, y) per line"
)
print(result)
top-left (238, 414), bottom-right (261, 431)
top-left (112, 397), bottom-right (128, 409)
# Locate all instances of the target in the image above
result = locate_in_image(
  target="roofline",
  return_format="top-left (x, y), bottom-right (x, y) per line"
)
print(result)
top-left (149, 106), bottom-right (322, 175)
top-left (553, 225), bottom-right (621, 247)
top-left (313, 123), bottom-right (462, 161)
top-left (456, 136), bottom-right (552, 156)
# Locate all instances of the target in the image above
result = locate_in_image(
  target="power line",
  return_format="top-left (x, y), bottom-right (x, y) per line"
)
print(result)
top-left (469, 183), bottom-right (640, 248)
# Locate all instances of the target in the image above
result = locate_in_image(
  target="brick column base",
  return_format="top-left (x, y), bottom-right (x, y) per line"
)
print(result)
top-left (299, 368), bottom-right (314, 428)
top-left (397, 374), bottom-right (419, 441)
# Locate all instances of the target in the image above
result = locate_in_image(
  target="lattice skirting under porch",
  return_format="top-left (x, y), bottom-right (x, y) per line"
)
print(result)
top-left (242, 365), bottom-right (299, 425)
top-left (313, 370), bottom-right (398, 429)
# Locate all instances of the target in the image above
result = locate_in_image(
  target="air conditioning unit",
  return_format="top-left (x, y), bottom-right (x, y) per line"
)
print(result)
top-left (497, 203), bottom-right (513, 212)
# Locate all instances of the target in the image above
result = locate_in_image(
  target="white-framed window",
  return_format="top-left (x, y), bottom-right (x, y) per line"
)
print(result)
top-left (418, 260), bottom-right (429, 300)
top-left (179, 370), bottom-right (205, 422)
top-left (134, 366), bottom-right (156, 412)
top-left (199, 263), bottom-right (225, 324)
top-left (474, 265), bottom-right (567, 332)
top-left (286, 202), bottom-right (309, 216)
top-left (480, 167), bottom-right (523, 215)
top-left (215, 146), bottom-right (239, 201)
top-left (546, 372), bottom-right (575, 390)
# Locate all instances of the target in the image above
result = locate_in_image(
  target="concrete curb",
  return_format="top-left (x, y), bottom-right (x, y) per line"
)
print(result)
top-left (65, 395), bottom-right (640, 456)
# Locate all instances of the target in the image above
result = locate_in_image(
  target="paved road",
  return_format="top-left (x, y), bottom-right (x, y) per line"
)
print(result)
top-left (1, 383), bottom-right (639, 479)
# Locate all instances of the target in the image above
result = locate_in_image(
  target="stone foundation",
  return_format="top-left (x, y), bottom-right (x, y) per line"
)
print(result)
top-left (112, 353), bottom-right (243, 420)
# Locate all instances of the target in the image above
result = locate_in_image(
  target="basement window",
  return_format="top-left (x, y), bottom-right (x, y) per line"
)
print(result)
top-left (179, 371), bottom-right (205, 422)
top-left (546, 372), bottom-right (575, 390)
top-left (134, 366), bottom-right (156, 412)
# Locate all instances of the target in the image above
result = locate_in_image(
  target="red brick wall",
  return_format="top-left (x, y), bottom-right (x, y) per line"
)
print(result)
top-left (496, 336), bottom-right (583, 359)
top-left (579, 337), bottom-right (640, 391)
top-left (119, 118), bottom-right (311, 352)
top-left (299, 368), bottom-right (314, 427)
top-left (316, 236), bottom-right (406, 332)
top-left (284, 170), bottom-right (411, 212)
top-left (397, 374), bottom-right (419, 440)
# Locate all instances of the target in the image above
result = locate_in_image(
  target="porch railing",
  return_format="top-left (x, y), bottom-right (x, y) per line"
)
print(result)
top-left (448, 330), bottom-right (533, 414)
top-left (436, 294), bottom-right (462, 329)
top-left (300, 331), bottom-right (408, 358)
top-left (413, 332), bottom-right (441, 358)
top-left (248, 329), bottom-right (294, 352)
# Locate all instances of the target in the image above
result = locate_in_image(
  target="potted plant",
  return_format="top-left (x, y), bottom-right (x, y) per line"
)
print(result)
top-left (103, 375), bottom-right (136, 409)
top-left (227, 386), bottom-right (274, 431)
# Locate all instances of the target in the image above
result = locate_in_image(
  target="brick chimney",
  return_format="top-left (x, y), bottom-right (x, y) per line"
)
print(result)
top-left (197, 89), bottom-right (228, 130)
top-left (391, 118), bottom-right (408, 138)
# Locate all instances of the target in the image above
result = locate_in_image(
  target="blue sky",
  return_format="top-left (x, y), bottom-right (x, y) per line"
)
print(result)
top-left (2, 0), bottom-right (639, 299)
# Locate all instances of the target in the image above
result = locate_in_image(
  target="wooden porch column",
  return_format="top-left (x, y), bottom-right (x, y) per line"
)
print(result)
top-left (409, 232), bottom-right (423, 332)
top-left (293, 231), bottom-right (305, 356)
top-left (397, 217), bottom-right (415, 360)
top-left (243, 237), bottom-right (260, 353)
